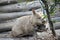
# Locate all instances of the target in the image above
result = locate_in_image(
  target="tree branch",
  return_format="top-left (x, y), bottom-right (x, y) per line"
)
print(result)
top-left (41, 0), bottom-right (56, 36)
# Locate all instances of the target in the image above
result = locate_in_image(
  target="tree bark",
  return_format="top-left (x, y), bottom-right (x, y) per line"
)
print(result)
top-left (0, 0), bottom-right (18, 6)
top-left (41, 0), bottom-right (56, 36)
top-left (0, 1), bottom-right (41, 12)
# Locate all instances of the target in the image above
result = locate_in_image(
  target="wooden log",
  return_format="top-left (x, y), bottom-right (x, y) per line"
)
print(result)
top-left (0, 1), bottom-right (42, 12)
top-left (0, 12), bottom-right (32, 21)
top-left (0, 21), bottom-right (14, 33)
top-left (0, 27), bottom-right (11, 33)
top-left (53, 22), bottom-right (60, 30)
top-left (0, 8), bottom-right (43, 21)
top-left (0, 19), bottom-right (15, 33)
top-left (0, 21), bottom-right (14, 28)
top-left (0, 0), bottom-right (18, 6)
top-left (52, 17), bottom-right (60, 22)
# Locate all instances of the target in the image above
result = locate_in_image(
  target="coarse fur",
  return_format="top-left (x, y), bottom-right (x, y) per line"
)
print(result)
top-left (10, 9), bottom-right (46, 37)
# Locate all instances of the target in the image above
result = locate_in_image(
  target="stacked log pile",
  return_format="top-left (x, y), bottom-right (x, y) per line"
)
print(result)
top-left (0, 0), bottom-right (60, 40)
top-left (0, 0), bottom-right (18, 31)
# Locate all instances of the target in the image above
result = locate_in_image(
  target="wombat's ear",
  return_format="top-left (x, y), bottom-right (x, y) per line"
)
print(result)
top-left (32, 9), bottom-right (36, 15)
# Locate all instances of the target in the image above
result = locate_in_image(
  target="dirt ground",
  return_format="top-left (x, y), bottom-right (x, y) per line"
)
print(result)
top-left (0, 31), bottom-right (57, 40)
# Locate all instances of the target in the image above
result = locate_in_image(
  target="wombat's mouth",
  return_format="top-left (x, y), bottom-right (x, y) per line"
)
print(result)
top-left (34, 24), bottom-right (47, 32)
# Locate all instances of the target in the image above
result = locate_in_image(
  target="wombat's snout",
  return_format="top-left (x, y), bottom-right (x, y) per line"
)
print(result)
top-left (35, 24), bottom-right (47, 32)
top-left (37, 24), bottom-right (45, 29)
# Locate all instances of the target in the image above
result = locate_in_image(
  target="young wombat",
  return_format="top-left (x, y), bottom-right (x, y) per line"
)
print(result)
top-left (10, 9), bottom-right (46, 37)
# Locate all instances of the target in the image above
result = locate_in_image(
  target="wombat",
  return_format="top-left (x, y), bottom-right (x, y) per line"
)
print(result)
top-left (10, 9), bottom-right (46, 37)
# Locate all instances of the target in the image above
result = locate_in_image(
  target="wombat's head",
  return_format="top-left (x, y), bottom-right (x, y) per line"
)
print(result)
top-left (32, 9), bottom-right (47, 31)
top-left (32, 9), bottom-right (46, 25)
